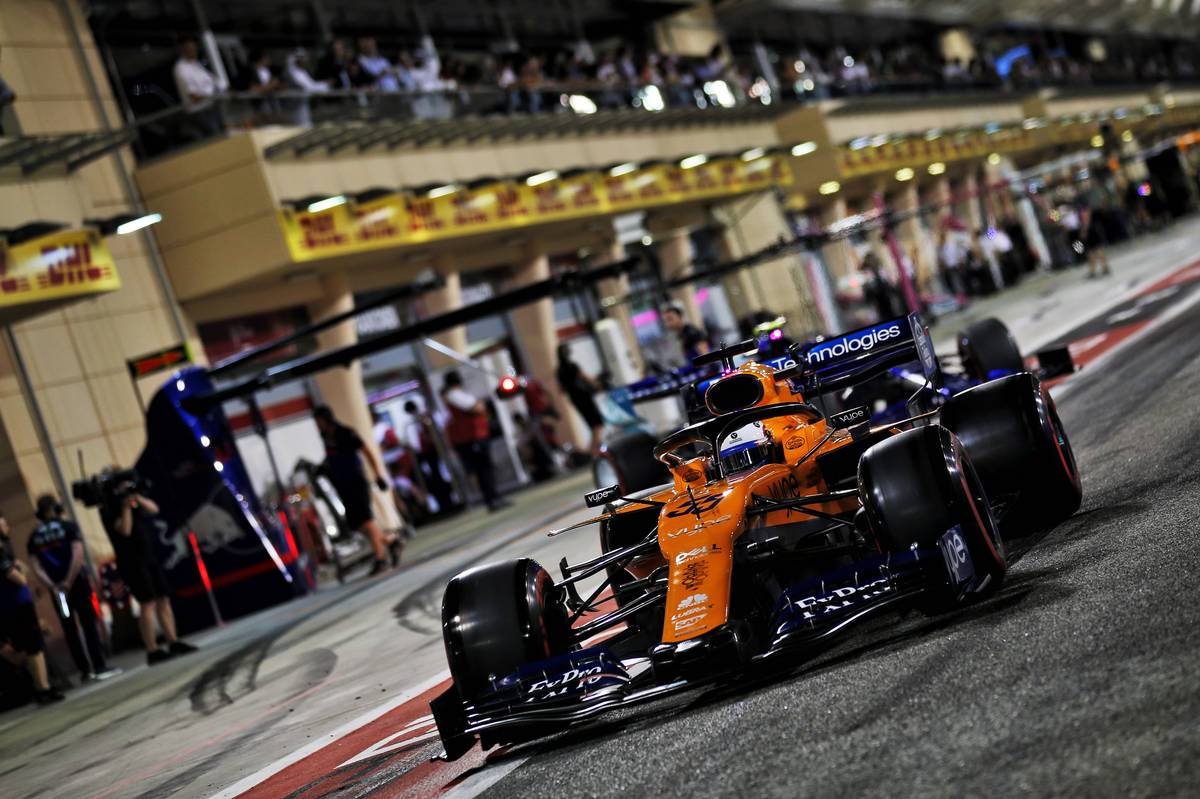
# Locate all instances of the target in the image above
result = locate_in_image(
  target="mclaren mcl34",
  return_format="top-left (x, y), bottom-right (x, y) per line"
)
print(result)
top-left (430, 314), bottom-right (1081, 760)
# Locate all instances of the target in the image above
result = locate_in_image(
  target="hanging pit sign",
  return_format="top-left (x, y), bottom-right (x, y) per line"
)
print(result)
top-left (128, 343), bottom-right (192, 379)
top-left (0, 228), bottom-right (122, 322)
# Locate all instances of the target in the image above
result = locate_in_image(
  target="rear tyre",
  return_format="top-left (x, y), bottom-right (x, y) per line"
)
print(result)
top-left (595, 430), bottom-right (671, 493)
top-left (940, 372), bottom-right (1081, 527)
top-left (858, 425), bottom-right (1006, 610)
top-left (441, 558), bottom-right (572, 700)
top-left (958, 317), bottom-right (1024, 381)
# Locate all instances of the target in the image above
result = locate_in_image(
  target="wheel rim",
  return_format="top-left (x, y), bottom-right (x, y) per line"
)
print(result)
top-left (957, 442), bottom-right (1004, 563)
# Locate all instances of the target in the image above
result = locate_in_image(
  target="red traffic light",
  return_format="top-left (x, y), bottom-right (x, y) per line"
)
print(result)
top-left (496, 375), bottom-right (524, 399)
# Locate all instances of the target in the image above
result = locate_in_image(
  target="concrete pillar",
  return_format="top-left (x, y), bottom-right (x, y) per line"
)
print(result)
top-left (956, 171), bottom-right (984, 232)
top-left (713, 218), bottom-right (766, 322)
top-left (982, 159), bottom-right (1016, 224)
top-left (420, 263), bottom-right (468, 368)
top-left (593, 240), bottom-right (644, 374)
top-left (508, 253), bottom-right (584, 448)
top-left (656, 231), bottom-right (703, 324)
top-left (719, 193), bottom-right (822, 338)
top-left (819, 197), bottom-right (854, 281)
top-left (893, 184), bottom-right (937, 293)
top-left (867, 228), bottom-right (892, 277)
top-left (307, 273), bottom-right (402, 529)
top-left (927, 177), bottom-right (952, 221)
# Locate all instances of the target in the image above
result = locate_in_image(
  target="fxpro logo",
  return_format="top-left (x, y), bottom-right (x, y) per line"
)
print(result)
top-left (807, 324), bottom-right (903, 364)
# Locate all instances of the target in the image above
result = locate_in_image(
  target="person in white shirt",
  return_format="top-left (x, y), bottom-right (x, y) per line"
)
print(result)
top-left (937, 228), bottom-right (972, 299)
top-left (285, 50), bottom-right (328, 93)
top-left (977, 227), bottom-right (1013, 289)
top-left (407, 37), bottom-right (451, 119)
top-left (173, 38), bottom-right (223, 136)
top-left (283, 49), bottom-right (329, 126)
top-left (174, 38), bottom-right (217, 108)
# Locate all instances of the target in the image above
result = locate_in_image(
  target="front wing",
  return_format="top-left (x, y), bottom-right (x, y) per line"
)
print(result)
top-left (431, 545), bottom-right (966, 759)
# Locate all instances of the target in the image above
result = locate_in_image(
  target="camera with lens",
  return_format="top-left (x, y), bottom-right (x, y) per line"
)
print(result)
top-left (72, 467), bottom-right (144, 509)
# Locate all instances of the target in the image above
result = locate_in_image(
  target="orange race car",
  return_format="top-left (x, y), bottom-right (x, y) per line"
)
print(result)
top-left (430, 314), bottom-right (1082, 760)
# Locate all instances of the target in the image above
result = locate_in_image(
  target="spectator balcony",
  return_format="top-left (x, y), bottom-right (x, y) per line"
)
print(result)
top-left (131, 78), bottom-right (1200, 318)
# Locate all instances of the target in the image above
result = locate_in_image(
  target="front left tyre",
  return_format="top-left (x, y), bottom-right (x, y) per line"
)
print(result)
top-left (858, 425), bottom-right (1006, 610)
top-left (441, 558), bottom-right (572, 700)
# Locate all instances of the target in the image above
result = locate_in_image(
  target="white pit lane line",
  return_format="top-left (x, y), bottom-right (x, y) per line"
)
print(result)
top-left (208, 670), bottom-right (450, 799)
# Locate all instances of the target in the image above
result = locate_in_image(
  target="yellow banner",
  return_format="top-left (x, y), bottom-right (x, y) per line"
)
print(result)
top-left (0, 228), bottom-right (121, 309)
top-left (279, 154), bottom-right (794, 263)
top-left (837, 128), bottom-right (1040, 179)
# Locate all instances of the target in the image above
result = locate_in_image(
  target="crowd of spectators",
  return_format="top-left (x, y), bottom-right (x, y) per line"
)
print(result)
top-left (189, 38), bottom-right (754, 128)
top-left (155, 28), bottom-right (1200, 152)
top-left (842, 160), bottom-right (1197, 331)
top-left (772, 37), bottom-right (1200, 100)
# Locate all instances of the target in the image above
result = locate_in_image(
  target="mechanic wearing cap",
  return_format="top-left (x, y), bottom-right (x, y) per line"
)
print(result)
top-left (0, 510), bottom-right (63, 704)
top-left (28, 495), bottom-right (119, 683)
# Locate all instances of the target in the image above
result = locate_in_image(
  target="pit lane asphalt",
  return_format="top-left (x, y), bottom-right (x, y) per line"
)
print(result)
top-left (476, 303), bottom-right (1200, 797)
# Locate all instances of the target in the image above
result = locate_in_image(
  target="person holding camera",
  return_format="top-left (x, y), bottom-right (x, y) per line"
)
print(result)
top-left (0, 511), bottom-right (64, 704)
top-left (99, 476), bottom-right (196, 664)
top-left (28, 495), bottom-right (119, 682)
top-left (313, 405), bottom-right (402, 576)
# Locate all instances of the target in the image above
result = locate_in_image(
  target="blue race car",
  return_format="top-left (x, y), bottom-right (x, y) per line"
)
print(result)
top-left (595, 316), bottom-right (1073, 493)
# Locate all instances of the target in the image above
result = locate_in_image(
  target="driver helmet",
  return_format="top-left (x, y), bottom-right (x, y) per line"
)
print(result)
top-left (718, 421), bottom-right (774, 474)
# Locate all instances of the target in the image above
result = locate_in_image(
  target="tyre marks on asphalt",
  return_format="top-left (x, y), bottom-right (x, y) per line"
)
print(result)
top-left (228, 596), bottom-right (622, 799)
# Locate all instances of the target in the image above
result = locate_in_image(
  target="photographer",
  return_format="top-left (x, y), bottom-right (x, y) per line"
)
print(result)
top-left (98, 472), bottom-right (196, 664)
top-left (0, 511), bottom-right (63, 704)
top-left (28, 495), bottom-right (119, 682)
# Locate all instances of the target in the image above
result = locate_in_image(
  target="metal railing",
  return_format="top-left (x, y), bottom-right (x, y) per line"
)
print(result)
top-left (124, 71), bottom-right (1200, 163)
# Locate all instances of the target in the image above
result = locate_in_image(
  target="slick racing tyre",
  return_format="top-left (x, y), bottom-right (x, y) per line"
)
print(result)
top-left (957, 317), bottom-right (1025, 381)
top-left (595, 430), bottom-right (671, 494)
top-left (859, 425), bottom-right (1006, 610)
top-left (940, 372), bottom-right (1082, 527)
top-left (441, 558), bottom-right (572, 699)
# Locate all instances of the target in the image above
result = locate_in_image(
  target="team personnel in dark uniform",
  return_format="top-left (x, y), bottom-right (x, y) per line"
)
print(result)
top-left (0, 511), bottom-right (63, 704)
top-left (556, 343), bottom-right (605, 456)
top-left (314, 405), bottom-right (402, 575)
top-left (28, 495), bottom-right (119, 682)
top-left (662, 303), bottom-right (711, 364)
top-left (100, 479), bottom-right (196, 664)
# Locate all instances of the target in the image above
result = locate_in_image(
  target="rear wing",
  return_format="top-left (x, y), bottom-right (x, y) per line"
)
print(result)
top-left (793, 313), bottom-right (941, 395)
